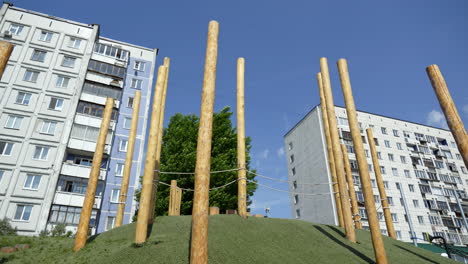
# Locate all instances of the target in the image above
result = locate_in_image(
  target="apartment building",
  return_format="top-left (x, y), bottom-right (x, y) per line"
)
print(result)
top-left (285, 105), bottom-right (468, 245)
top-left (0, 3), bottom-right (157, 235)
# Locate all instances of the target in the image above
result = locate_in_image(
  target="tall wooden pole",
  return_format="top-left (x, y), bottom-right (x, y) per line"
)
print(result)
top-left (168, 180), bottom-right (177, 216)
top-left (175, 188), bottom-right (182, 216)
top-left (149, 57), bottom-right (171, 224)
top-left (340, 144), bottom-right (362, 229)
top-left (115, 91), bottom-right (141, 227)
top-left (74, 98), bottom-right (114, 251)
top-left (190, 21), bottom-right (219, 264)
top-left (317, 72), bottom-right (344, 228)
top-left (337, 58), bottom-right (387, 263)
top-left (237, 57), bottom-right (247, 218)
top-left (366, 128), bottom-right (396, 238)
top-left (0, 41), bottom-right (12, 79)
top-left (319, 58), bottom-right (356, 242)
top-left (134, 65), bottom-right (167, 244)
top-left (426, 65), bottom-right (468, 168)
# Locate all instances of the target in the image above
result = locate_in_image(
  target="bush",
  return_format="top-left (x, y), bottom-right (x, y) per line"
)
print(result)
top-left (0, 218), bottom-right (17, 236)
top-left (50, 223), bottom-right (66, 237)
top-left (39, 229), bottom-right (49, 238)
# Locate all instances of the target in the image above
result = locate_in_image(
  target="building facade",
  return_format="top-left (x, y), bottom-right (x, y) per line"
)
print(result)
top-left (0, 3), bottom-right (157, 236)
top-left (285, 105), bottom-right (468, 245)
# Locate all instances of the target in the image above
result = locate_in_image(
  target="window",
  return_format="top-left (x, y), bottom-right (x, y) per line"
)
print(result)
top-left (291, 167), bottom-right (296, 175)
top-left (295, 209), bottom-right (301, 219)
top-left (384, 140), bottom-right (391, 148)
top-left (388, 153), bottom-right (394, 161)
top-left (134, 61), bottom-right (145, 71)
top-left (462, 167), bottom-right (468, 174)
top-left (23, 174), bottom-right (41, 190)
top-left (383, 181), bottom-right (389, 190)
top-left (350, 160), bottom-right (358, 170)
top-left (8, 24), bottom-right (24, 35)
top-left (414, 170), bottom-right (426, 179)
top-left (131, 79), bottom-right (142, 89)
top-left (48, 205), bottom-right (97, 226)
top-left (23, 69), bottom-right (39, 82)
top-left (123, 117), bottom-right (131, 129)
top-left (106, 216), bottom-right (115, 231)
top-left (378, 212), bottom-right (384, 221)
top-left (374, 195), bottom-right (381, 204)
top-left (387, 196), bottom-right (394, 205)
top-left (292, 180), bottom-right (297, 189)
top-left (381, 127), bottom-right (387, 134)
top-left (115, 163), bottom-right (124, 176)
top-left (0, 170), bottom-right (3, 183)
top-left (288, 142), bottom-right (293, 150)
top-left (289, 155), bottom-right (294, 163)
top-left (368, 164), bottom-right (373, 172)
top-left (346, 145), bottom-right (355, 154)
top-left (380, 166), bottom-right (386, 174)
top-left (93, 43), bottom-right (129, 60)
top-left (14, 205), bottom-right (32, 221)
top-left (110, 189), bottom-right (120, 203)
top-left (413, 200), bottom-right (419, 208)
top-left (294, 195), bottom-right (299, 204)
top-left (82, 81), bottom-right (122, 100)
top-left (48, 97), bottom-right (64, 111)
top-left (338, 117), bottom-right (348, 126)
top-left (392, 168), bottom-right (398, 176)
top-left (40, 120), bottom-right (57, 135)
top-left (56, 75), bottom-right (70, 88)
top-left (417, 216), bottom-right (424, 224)
top-left (451, 141), bottom-right (457, 148)
top-left (371, 179), bottom-right (377, 188)
top-left (365, 149), bottom-right (369, 157)
top-left (76, 101), bottom-right (118, 120)
top-left (39, 30), bottom-right (53, 42)
top-left (391, 213), bottom-right (398, 222)
top-left (435, 160), bottom-right (444, 169)
top-left (61, 56), bottom-right (76, 68)
top-left (0, 141), bottom-right (13, 155)
top-left (377, 152), bottom-right (382, 160)
top-left (404, 170), bottom-right (411, 178)
top-left (408, 184), bottom-right (415, 192)
top-left (31, 49), bottom-right (46, 62)
top-left (396, 231), bottom-right (401, 239)
top-left (359, 208), bottom-right (367, 219)
top-left (393, 129), bottom-right (399, 137)
top-left (456, 154), bottom-right (462, 160)
top-left (442, 150), bottom-right (453, 159)
top-left (87, 60), bottom-right (126, 78)
top-left (33, 146), bottom-right (49, 160)
top-left (119, 140), bottom-right (128, 152)
top-left (127, 97), bottom-right (134, 108)
top-left (5, 115), bottom-right (23, 129)
top-left (68, 37), bottom-right (81, 49)
top-left (400, 156), bottom-right (406, 164)
top-left (15, 92), bottom-right (31, 105)
top-left (396, 143), bottom-right (402, 150)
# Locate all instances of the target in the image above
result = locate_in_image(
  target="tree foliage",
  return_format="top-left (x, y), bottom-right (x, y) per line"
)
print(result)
top-left (136, 106), bottom-right (257, 217)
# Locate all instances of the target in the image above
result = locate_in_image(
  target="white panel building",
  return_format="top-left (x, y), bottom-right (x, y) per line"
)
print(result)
top-left (285, 105), bottom-right (468, 245)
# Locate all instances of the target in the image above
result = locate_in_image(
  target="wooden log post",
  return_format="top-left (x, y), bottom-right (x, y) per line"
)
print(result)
top-left (115, 91), bottom-right (141, 228)
top-left (366, 128), bottom-right (396, 238)
top-left (426, 65), bottom-right (468, 168)
top-left (317, 72), bottom-right (344, 228)
top-left (74, 98), bottom-right (114, 251)
top-left (337, 58), bottom-right (387, 263)
top-left (0, 41), bottom-right (13, 79)
top-left (175, 188), bottom-right (182, 216)
top-left (190, 20), bottom-right (219, 264)
top-left (319, 58), bottom-right (356, 243)
top-left (209, 207), bottom-right (220, 215)
top-left (149, 57), bottom-right (171, 224)
top-left (168, 180), bottom-right (177, 216)
top-left (237, 57), bottom-right (247, 218)
top-left (134, 65), bottom-right (168, 244)
top-left (340, 144), bottom-right (362, 229)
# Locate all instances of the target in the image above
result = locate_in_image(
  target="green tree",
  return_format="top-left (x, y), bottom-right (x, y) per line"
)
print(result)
top-left (136, 106), bottom-right (257, 217)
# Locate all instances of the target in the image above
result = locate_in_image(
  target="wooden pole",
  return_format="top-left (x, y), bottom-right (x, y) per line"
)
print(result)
top-left (0, 41), bottom-right (12, 79)
top-left (209, 207), bottom-right (220, 215)
top-left (149, 57), bottom-right (171, 224)
top-left (426, 65), bottom-right (468, 169)
top-left (168, 180), bottom-right (177, 216)
top-left (319, 58), bottom-right (356, 243)
top-left (74, 98), bottom-right (114, 251)
top-left (175, 188), bottom-right (182, 216)
top-left (134, 65), bottom-right (167, 244)
top-left (366, 128), bottom-right (396, 238)
top-left (317, 72), bottom-right (344, 228)
top-left (340, 144), bottom-right (362, 229)
top-left (237, 57), bottom-right (247, 218)
top-left (190, 20), bottom-right (219, 264)
top-left (115, 91), bottom-right (141, 228)
top-left (337, 58), bottom-right (387, 263)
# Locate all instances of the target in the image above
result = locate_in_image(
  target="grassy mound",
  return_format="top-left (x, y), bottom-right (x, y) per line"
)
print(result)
top-left (0, 215), bottom-right (456, 263)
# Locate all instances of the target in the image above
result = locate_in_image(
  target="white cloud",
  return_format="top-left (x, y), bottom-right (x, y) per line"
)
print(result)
top-left (426, 110), bottom-right (448, 129)
top-left (259, 149), bottom-right (269, 159)
top-left (276, 147), bottom-right (285, 158)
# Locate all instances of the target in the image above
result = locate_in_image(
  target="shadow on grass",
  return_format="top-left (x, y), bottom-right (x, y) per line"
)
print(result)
top-left (86, 233), bottom-right (101, 244)
top-left (147, 223), bottom-right (154, 238)
top-left (327, 225), bottom-right (346, 238)
top-left (394, 245), bottom-right (440, 264)
top-left (313, 225), bottom-right (374, 264)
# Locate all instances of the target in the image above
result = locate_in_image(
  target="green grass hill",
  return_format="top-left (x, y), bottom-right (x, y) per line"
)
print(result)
top-left (0, 215), bottom-right (457, 263)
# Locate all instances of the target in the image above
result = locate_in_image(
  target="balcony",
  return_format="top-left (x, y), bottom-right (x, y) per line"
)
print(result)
top-left (74, 114), bottom-right (116, 131)
top-left (68, 138), bottom-right (111, 155)
top-left (60, 162), bottom-right (107, 181)
top-left (53, 191), bottom-right (102, 209)
top-left (80, 90), bottom-right (120, 107)
top-left (85, 71), bottom-right (123, 89)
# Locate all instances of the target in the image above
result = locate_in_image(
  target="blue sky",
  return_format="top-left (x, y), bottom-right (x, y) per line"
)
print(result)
top-left (19, 0), bottom-right (468, 218)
